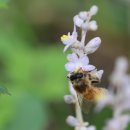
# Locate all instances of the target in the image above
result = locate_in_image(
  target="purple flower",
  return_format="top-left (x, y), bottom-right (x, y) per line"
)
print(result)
top-left (65, 53), bottom-right (95, 72)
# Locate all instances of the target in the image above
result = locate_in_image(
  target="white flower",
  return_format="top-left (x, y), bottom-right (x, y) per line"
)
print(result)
top-left (103, 115), bottom-right (130, 130)
top-left (73, 15), bottom-right (84, 28)
top-left (85, 37), bottom-right (101, 54)
top-left (61, 30), bottom-right (78, 52)
top-left (73, 7), bottom-right (98, 32)
top-left (79, 11), bottom-right (88, 21)
top-left (66, 116), bottom-right (80, 127)
top-left (87, 126), bottom-right (96, 130)
top-left (89, 20), bottom-right (98, 31)
top-left (89, 5), bottom-right (98, 16)
top-left (65, 53), bottom-right (95, 72)
top-left (110, 57), bottom-right (129, 88)
top-left (64, 95), bottom-right (75, 104)
top-left (115, 57), bottom-right (128, 73)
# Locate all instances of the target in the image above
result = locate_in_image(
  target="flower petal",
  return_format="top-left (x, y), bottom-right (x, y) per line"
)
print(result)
top-left (89, 20), bottom-right (98, 31)
top-left (64, 43), bottom-right (73, 52)
top-left (64, 95), bottom-right (75, 104)
top-left (66, 116), bottom-right (80, 127)
top-left (87, 126), bottom-right (96, 130)
top-left (79, 55), bottom-right (89, 65)
top-left (82, 65), bottom-right (95, 71)
top-left (89, 5), bottom-right (98, 16)
top-left (79, 11), bottom-right (88, 20)
top-left (73, 15), bottom-right (84, 27)
top-left (85, 37), bottom-right (101, 54)
top-left (65, 62), bottom-right (75, 72)
top-left (67, 53), bottom-right (78, 62)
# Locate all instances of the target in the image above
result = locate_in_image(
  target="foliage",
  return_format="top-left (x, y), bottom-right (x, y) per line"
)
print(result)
top-left (0, 0), bottom-right (8, 8)
top-left (0, 86), bottom-right (10, 95)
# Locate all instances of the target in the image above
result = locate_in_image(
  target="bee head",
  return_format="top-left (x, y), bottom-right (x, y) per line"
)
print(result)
top-left (68, 72), bottom-right (83, 81)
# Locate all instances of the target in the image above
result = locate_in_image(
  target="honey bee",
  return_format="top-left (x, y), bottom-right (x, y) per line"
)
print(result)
top-left (67, 69), bottom-right (107, 113)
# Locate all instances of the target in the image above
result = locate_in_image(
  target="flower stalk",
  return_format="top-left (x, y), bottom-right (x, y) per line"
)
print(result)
top-left (61, 5), bottom-right (101, 130)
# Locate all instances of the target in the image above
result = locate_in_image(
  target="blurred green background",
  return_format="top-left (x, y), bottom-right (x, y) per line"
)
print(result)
top-left (0, 0), bottom-right (130, 130)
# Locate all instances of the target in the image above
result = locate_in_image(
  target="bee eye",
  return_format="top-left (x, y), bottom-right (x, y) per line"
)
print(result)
top-left (70, 73), bottom-right (83, 81)
top-left (76, 73), bottom-right (83, 78)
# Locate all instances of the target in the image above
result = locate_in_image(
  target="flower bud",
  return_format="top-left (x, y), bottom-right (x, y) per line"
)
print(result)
top-left (73, 15), bottom-right (84, 27)
top-left (79, 11), bottom-right (88, 21)
top-left (90, 5), bottom-right (98, 16)
top-left (85, 37), bottom-right (101, 54)
top-left (89, 20), bottom-right (98, 31)
top-left (115, 57), bottom-right (129, 73)
top-left (64, 95), bottom-right (75, 104)
top-left (66, 116), bottom-right (80, 127)
top-left (87, 126), bottom-right (96, 130)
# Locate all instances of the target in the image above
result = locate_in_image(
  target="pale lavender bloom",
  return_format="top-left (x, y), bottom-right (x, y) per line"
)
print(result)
top-left (65, 53), bottom-right (95, 72)
top-left (79, 12), bottom-right (88, 21)
top-left (61, 5), bottom-right (102, 130)
top-left (61, 28), bottom-right (78, 52)
top-left (66, 115), bottom-right (95, 130)
top-left (87, 126), bottom-right (96, 130)
top-left (103, 115), bottom-right (130, 130)
top-left (66, 116), bottom-right (80, 127)
top-left (95, 57), bottom-right (130, 130)
top-left (89, 5), bottom-right (98, 16)
top-left (77, 126), bottom-right (96, 130)
top-left (110, 57), bottom-right (129, 88)
top-left (64, 95), bottom-right (75, 104)
top-left (88, 20), bottom-right (98, 31)
top-left (73, 15), bottom-right (84, 28)
top-left (85, 37), bottom-right (101, 54)
top-left (96, 57), bottom-right (130, 113)
top-left (73, 6), bottom-right (98, 31)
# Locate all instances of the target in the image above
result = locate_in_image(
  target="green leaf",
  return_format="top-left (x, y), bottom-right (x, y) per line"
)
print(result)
top-left (0, 0), bottom-right (8, 9)
top-left (0, 86), bottom-right (10, 95)
top-left (0, 91), bottom-right (49, 130)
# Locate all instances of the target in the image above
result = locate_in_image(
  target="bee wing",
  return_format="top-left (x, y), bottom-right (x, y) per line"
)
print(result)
top-left (77, 94), bottom-right (95, 114)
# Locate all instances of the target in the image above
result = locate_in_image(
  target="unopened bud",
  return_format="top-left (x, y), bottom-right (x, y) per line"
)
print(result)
top-left (89, 20), bottom-right (98, 31)
top-left (85, 37), bottom-right (101, 54)
top-left (73, 15), bottom-right (83, 27)
top-left (64, 95), bottom-right (75, 104)
top-left (79, 11), bottom-right (88, 21)
top-left (90, 5), bottom-right (98, 16)
top-left (66, 116), bottom-right (80, 127)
